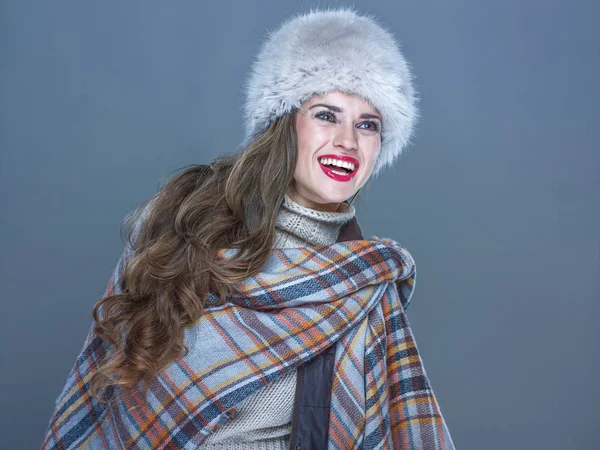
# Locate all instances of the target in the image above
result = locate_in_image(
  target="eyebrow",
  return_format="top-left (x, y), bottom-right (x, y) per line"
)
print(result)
top-left (308, 103), bottom-right (382, 122)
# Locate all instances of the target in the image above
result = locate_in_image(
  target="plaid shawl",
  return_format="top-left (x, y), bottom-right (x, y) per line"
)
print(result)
top-left (43, 238), bottom-right (455, 449)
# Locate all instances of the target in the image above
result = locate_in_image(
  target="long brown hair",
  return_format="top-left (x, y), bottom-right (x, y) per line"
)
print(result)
top-left (90, 112), bottom-right (298, 399)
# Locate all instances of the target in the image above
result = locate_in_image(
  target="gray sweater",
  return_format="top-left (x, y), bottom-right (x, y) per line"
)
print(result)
top-left (199, 195), bottom-right (355, 450)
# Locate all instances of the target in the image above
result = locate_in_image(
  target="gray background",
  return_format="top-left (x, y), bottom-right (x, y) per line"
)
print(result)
top-left (1, 0), bottom-right (598, 449)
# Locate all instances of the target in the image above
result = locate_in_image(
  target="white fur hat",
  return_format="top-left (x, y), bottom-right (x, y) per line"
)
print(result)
top-left (242, 8), bottom-right (418, 176)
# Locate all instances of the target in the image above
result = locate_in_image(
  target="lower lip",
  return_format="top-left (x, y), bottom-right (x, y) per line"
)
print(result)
top-left (319, 163), bottom-right (357, 182)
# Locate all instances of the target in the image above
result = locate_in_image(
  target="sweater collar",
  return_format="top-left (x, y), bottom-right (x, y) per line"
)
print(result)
top-left (275, 195), bottom-right (356, 247)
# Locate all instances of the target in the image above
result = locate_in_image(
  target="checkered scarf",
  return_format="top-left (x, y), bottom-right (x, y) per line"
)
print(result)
top-left (43, 238), bottom-right (455, 449)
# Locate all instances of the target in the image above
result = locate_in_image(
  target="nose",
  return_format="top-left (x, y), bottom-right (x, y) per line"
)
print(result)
top-left (332, 122), bottom-right (358, 152)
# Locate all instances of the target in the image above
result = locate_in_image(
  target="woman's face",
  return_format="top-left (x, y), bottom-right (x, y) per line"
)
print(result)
top-left (289, 90), bottom-right (382, 212)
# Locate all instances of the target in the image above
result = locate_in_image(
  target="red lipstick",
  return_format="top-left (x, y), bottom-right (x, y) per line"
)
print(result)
top-left (318, 154), bottom-right (360, 182)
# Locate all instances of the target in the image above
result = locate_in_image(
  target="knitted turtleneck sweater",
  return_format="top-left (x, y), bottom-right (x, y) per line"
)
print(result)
top-left (199, 195), bottom-right (356, 450)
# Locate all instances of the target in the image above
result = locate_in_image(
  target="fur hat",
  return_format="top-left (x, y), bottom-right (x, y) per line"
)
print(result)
top-left (242, 8), bottom-right (418, 176)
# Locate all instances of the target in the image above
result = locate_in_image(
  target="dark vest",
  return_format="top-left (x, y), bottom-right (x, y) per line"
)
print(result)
top-left (288, 217), bottom-right (363, 450)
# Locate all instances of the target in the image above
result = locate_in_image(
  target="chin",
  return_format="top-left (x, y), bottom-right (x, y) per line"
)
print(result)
top-left (315, 190), bottom-right (355, 205)
top-left (318, 177), bottom-right (364, 204)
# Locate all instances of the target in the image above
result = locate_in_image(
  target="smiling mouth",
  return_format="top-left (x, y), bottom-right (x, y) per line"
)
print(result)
top-left (318, 155), bottom-right (359, 181)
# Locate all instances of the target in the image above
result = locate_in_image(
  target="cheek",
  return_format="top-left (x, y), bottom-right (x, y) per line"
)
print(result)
top-left (361, 139), bottom-right (382, 172)
top-left (295, 116), bottom-right (328, 160)
top-left (293, 117), bottom-right (315, 179)
top-left (295, 116), bottom-right (311, 160)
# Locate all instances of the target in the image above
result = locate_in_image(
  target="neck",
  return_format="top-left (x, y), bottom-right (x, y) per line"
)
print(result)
top-left (286, 188), bottom-right (344, 213)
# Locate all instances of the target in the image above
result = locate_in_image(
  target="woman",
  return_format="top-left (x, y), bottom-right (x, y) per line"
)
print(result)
top-left (43, 8), bottom-right (455, 450)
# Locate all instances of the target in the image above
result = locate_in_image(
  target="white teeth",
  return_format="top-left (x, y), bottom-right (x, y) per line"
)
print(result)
top-left (319, 157), bottom-right (356, 172)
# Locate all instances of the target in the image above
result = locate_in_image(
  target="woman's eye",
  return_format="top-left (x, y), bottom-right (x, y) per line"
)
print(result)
top-left (315, 111), bottom-right (335, 122)
top-left (358, 121), bottom-right (381, 132)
